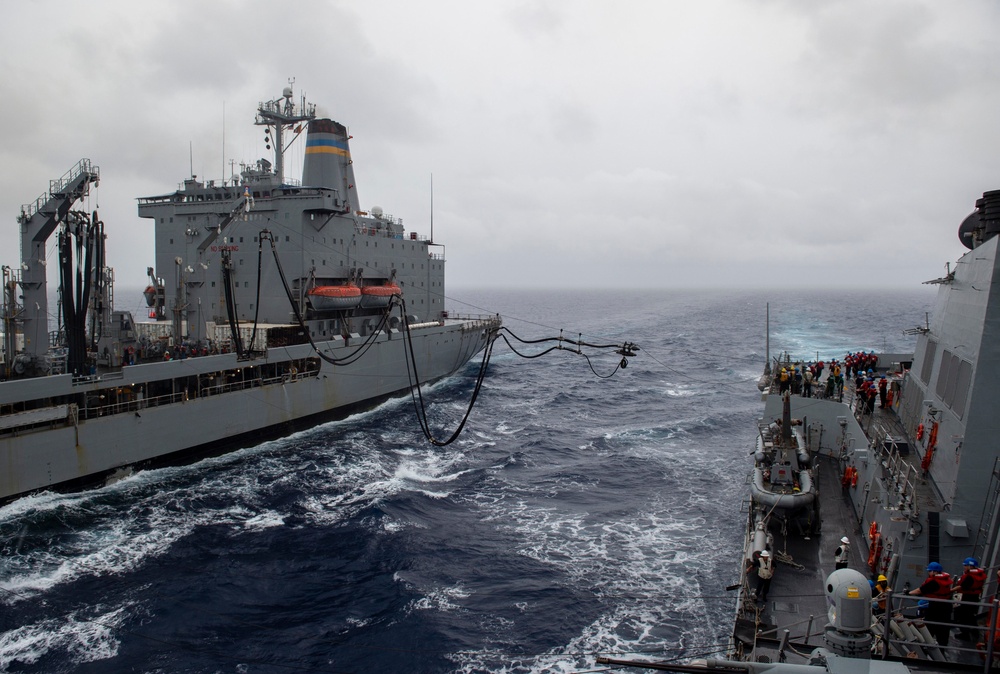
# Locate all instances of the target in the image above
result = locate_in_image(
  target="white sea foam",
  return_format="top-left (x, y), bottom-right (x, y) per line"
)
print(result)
top-left (450, 418), bottom-right (742, 673)
top-left (409, 583), bottom-right (472, 613)
top-left (0, 604), bottom-right (128, 670)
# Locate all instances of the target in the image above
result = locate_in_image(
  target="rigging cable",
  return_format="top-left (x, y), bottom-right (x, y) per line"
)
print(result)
top-left (495, 327), bottom-right (637, 378)
top-left (261, 225), bottom-right (638, 445)
top-left (399, 306), bottom-right (637, 447)
top-left (397, 295), bottom-right (498, 447)
top-left (220, 248), bottom-right (244, 357)
top-left (244, 231), bottom-right (268, 354)
top-left (263, 229), bottom-right (392, 366)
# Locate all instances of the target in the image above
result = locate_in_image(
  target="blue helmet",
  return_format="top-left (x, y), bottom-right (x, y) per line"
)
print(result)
top-left (927, 562), bottom-right (943, 572)
top-left (964, 557), bottom-right (979, 567)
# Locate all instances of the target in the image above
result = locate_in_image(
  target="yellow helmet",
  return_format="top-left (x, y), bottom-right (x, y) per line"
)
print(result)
top-left (877, 574), bottom-right (888, 583)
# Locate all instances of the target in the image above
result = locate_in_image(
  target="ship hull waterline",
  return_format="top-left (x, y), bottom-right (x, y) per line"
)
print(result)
top-left (0, 321), bottom-right (493, 504)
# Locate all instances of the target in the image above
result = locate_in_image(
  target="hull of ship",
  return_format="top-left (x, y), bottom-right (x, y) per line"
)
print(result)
top-left (0, 320), bottom-right (493, 504)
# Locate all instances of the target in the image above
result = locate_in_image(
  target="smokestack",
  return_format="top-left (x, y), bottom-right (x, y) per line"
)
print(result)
top-left (302, 118), bottom-right (359, 212)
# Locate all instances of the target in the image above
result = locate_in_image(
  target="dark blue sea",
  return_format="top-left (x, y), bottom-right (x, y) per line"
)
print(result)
top-left (0, 288), bottom-right (933, 673)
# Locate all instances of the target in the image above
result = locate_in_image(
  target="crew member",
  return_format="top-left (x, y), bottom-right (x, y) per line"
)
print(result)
top-left (909, 562), bottom-right (953, 646)
top-left (953, 557), bottom-right (987, 641)
top-left (747, 549), bottom-right (774, 603)
top-left (873, 574), bottom-right (889, 613)
top-left (834, 536), bottom-right (851, 569)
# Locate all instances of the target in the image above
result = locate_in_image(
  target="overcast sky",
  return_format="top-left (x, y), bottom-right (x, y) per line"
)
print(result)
top-left (3, 0), bottom-right (999, 296)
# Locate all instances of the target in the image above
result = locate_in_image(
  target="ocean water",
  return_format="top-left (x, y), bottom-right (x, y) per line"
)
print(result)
top-left (0, 288), bottom-right (933, 673)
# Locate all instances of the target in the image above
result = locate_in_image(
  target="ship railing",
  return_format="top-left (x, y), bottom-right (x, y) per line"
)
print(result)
top-left (72, 370), bottom-right (126, 385)
top-left (75, 368), bottom-right (318, 420)
top-left (443, 313), bottom-right (498, 322)
top-left (872, 436), bottom-right (917, 510)
top-left (20, 159), bottom-right (98, 221)
top-left (875, 592), bottom-right (999, 668)
top-left (353, 222), bottom-right (416, 240)
top-left (444, 314), bottom-right (502, 332)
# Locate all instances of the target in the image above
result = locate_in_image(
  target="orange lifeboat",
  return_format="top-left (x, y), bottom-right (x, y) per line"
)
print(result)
top-left (143, 284), bottom-right (158, 307)
top-left (307, 285), bottom-right (362, 311)
top-left (360, 283), bottom-right (401, 309)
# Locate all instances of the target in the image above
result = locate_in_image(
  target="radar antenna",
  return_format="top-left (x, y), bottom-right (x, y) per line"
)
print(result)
top-left (255, 79), bottom-right (316, 185)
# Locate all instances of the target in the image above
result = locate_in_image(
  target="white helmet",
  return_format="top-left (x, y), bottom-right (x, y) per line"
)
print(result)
top-left (760, 550), bottom-right (770, 557)
top-left (841, 536), bottom-right (850, 544)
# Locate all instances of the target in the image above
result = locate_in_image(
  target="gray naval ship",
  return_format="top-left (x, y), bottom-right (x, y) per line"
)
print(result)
top-left (599, 190), bottom-right (1000, 673)
top-left (0, 85), bottom-right (500, 505)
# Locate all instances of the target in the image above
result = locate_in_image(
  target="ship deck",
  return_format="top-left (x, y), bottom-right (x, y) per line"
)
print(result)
top-left (737, 383), bottom-right (994, 671)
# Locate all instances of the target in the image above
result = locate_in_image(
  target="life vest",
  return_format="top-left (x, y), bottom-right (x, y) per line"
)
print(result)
top-left (840, 465), bottom-right (859, 488)
top-left (835, 544), bottom-right (850, 565)
top-left (960, 568), bottom-right (988, 596)
top-left (758, 556), bottom-right (773, 579)
top-left (925, 572), bottom-right (953, 600)
top-left (875, 581), bottom-right (889, 610)
top-left (841, 466), bottom-right (852, 487)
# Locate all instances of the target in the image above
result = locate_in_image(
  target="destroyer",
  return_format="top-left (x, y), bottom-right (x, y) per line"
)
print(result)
top-left (0, 85), bottom-right (500, 504)
top-left (599, 190), bottom-right (1000, 673)
top-left (721, 189), bottom-right (1000, 672)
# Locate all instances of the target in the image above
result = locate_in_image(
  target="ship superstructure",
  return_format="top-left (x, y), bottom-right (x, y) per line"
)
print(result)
top-left (0, 85), bottom-right (499, 504)
top-left (138, 86), bottom-right (445, 348)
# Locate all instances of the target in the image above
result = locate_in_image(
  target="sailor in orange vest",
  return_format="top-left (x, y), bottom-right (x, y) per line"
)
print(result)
top-left (953, 557), bottom-right (988, 641)
top-left (909, 561), bottom-right (953, 646)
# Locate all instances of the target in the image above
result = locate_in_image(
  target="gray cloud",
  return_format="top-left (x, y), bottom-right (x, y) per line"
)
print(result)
top-left (1, 0), bottom-right (998, 300)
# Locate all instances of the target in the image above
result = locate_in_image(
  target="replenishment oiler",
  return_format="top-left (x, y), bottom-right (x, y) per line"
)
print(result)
top-left (599, 190), bottom-right (1000, 673)
top-left (0, 84), bottom-right (500, 505)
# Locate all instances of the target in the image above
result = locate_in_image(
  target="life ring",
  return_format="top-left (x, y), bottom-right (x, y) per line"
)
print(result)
top-left (868, 520), bottom-right (878, 542)
top-left (916, 423), bottom-right (925, 440)
top-left (850, 466), bottom-right (859, 488)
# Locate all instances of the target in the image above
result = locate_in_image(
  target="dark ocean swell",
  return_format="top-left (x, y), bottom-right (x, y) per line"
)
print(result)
top-left (0, 288), bottom-right (932, 673)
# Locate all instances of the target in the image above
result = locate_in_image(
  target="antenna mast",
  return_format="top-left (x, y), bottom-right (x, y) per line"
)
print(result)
top-left (254, 78), bottom-right (316, 185)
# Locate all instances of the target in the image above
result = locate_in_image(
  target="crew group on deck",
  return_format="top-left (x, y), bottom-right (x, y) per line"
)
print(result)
top-left (775, 351), bottom-right (898, 411)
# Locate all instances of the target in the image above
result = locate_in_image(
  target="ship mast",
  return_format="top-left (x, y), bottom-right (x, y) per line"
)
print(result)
top-left (254, 79), bottom-right (316, 185)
